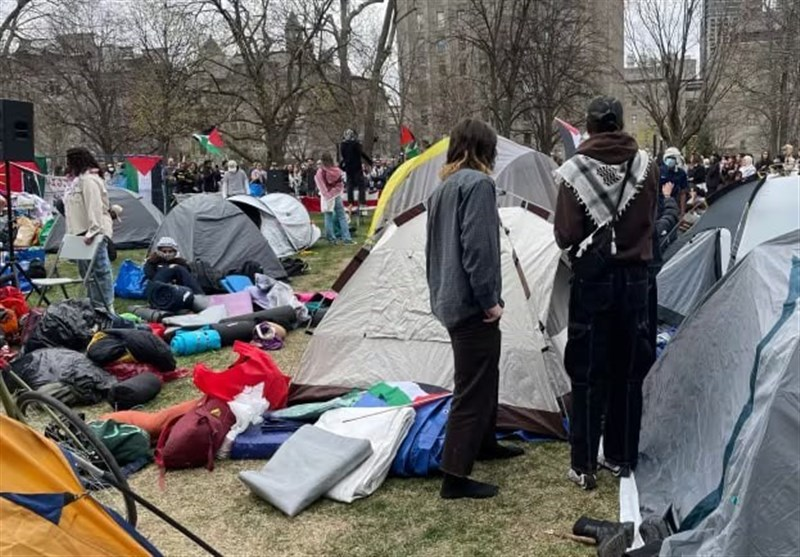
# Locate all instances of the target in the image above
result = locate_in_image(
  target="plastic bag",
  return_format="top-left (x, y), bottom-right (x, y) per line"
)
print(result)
top-left (193, 341), bottom-right (290, 408)
top-left (218, 382), bottom-right (269, 459)
top-left (24, 298), bottom-right (99, 352)
top-left (114, 259), bottom-right (147, 299)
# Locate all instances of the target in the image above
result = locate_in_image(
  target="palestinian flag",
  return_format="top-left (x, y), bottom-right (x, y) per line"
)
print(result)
top-left (400, 125), bottom-right (420, 160)
top-left (193, 127), bottom-right (224, 155)
top-left (554, 118), bottom-right (582, 158)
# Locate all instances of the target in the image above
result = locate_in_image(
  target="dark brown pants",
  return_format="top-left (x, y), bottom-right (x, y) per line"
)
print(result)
top-left (440, 315), bottom-right (501, 477)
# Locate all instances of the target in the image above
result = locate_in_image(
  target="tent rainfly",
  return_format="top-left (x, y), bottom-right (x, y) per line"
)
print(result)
top-left (631, 230), bottom-right (800, 556)
top-left (369, 135), bottom-right (558, 236)
top-left (293, 205), bottom-right (570, 438)
top-left (229, 193), bottom-right (321, 258)
top-left (658, 175), bottom-right (800, 324)
top-left (150, 194), bottom-right (286, 279)
top-left (45, 187), bottom-right (164, 252)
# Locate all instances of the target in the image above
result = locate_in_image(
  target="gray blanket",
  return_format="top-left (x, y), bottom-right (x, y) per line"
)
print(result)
top-left (239, 425), bottom-right (372, 517)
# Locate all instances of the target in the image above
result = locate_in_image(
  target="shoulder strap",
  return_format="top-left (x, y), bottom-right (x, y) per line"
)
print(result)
top-left (611, 158), bottom-right (635, 224)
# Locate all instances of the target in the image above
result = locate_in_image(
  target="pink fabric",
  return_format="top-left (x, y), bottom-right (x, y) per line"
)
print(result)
top-left (295, 291), bottom-right (337, 303)
top-left (207, 292), bottom-right (254, 318)
top-left (315, 167), bottom-right (344, 200)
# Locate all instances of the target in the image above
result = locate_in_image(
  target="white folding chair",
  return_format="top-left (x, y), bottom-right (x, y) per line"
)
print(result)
top-left (29, 234), bottom-right (103, 307)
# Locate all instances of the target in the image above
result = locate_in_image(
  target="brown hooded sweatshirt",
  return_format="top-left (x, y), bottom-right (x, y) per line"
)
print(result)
top-left (554, 131), bottom-right (658, 264)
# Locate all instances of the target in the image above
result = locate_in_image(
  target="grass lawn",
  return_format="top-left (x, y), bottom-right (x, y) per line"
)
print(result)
top-left (38, 216), bottom-right (617, 557)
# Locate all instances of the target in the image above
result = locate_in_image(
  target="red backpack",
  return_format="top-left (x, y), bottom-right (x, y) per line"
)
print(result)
top-left (154, 396), bottom-right (235, 472)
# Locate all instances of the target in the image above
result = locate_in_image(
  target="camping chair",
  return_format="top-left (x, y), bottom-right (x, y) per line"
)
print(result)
top-left (28, 234), bottom-right (103, 308)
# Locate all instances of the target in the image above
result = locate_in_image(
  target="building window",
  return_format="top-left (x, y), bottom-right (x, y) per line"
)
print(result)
top-left (632, 115), bottom-right (638, 125)
top-left (436, 39), bottom-right (447, 54)
top-left (436, 10), bottom-right (445, 29)
top-left (459, 60), bottom-right (468, 74)
top-left (416, 12), bottom-right (424, 30)
top-left (438, 62), bottom-right (447, 77)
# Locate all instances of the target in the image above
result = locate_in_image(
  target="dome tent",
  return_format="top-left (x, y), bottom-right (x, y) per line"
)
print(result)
top-left (45, 187), bottom-right (164, 252)
top-left (368, 135), bottom-right (558, 236)
top-left (293, 205), bottom-right (570, 438)
top-left (657, 175), bottom-right (800, 325)
top-left (150, 194), bottom-right (286, 279)
top-left (632, 230), bottom-right (800, 555)
top-left (229, 193), bottom-right (321, 258)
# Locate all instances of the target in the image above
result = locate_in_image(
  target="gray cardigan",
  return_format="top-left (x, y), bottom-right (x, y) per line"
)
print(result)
top-left (425, 168), bottom-right (502, 330)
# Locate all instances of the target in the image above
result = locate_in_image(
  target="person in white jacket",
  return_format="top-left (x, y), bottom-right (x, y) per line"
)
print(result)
top-left (220, 160), bottom-right (248, 198)
top-left (64, 147), bottom-right (114, 309)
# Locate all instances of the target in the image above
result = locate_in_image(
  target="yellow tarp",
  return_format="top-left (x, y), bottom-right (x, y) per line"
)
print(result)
top-left (0, 414), bottom-right (153, 556)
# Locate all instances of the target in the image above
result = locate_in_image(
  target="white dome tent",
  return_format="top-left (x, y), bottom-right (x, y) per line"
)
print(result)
top-left (229, 193), bottom-right (320, 258)
top-left (293, 205), bottom-right (570, 437)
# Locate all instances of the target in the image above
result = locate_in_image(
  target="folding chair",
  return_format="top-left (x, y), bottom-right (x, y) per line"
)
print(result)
top-left (28, 234), bottom-right (103, 307)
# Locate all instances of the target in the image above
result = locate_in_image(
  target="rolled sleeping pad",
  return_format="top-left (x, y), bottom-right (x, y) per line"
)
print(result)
top-left (192, 295), bottom-right (211, 312)
top-left (170, 328), bottom-right (222, 356)
top-left (147, 281), bottom-right (195, 312)
top-left (210, 320), bottom-right (256, 347)
top-left (219, 305), bottom-right (297, 330)
top-left (132, 307), bottom-right (173, 323)
top-left (107, 372), bottom-right (162, 411)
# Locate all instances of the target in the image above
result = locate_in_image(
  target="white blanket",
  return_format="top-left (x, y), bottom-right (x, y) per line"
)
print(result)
top-left (315, 407), bottom-right (415, 503)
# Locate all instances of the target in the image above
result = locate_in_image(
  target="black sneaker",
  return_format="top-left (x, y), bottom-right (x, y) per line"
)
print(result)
top-left (598, 455), bottom-right (631, 478)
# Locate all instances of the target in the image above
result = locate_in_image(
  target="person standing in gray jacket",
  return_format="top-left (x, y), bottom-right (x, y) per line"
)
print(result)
top-left (220, 160), bottom-right (248, 198)
top-left (426, 118), bottom-right (523, 501)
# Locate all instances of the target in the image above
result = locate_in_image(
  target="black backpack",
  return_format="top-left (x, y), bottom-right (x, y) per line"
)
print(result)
top-left (237, 260), bottom-right (264, 282)
top-left (282, 258), bottom-right (309, 278)
top-left (189, 259), bottom-right (225, 294)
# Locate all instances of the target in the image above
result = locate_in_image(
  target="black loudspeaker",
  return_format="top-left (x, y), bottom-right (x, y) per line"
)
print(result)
top-left (0, 99), bottom-right (35, 161)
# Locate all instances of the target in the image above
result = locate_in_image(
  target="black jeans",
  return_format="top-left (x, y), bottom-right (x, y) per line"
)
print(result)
top-left (441, 314), bottom-right (501, 477)
top-left (153, 266), bottom-right (204, 295)
top-left (346, 171), bottom-right (367, 206)
top-left (565, 265), bottom-right (654, 474)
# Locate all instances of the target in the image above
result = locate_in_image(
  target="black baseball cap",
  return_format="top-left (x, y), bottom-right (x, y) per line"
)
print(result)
top-left (586, 96), bottom-right (624, 132)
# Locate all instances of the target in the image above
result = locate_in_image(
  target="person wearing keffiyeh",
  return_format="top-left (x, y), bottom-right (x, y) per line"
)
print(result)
top-left (553, 96), bottom-right (658, 491)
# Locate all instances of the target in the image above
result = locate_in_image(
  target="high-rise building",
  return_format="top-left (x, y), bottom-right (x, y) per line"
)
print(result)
top-left (395, 0), bottom-right (625, 145)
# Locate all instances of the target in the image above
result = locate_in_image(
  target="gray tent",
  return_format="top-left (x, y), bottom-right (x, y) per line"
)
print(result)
top-left (658, 175), bottom-right (800, 324)
top-left (150, 194), bottom-right (286, 279)
top-left (635, 229), bottom-right (800, 555)
top-left (45, 187), bottom-right (163, 251)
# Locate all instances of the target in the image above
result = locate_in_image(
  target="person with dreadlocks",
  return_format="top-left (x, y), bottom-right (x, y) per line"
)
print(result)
top-left (63, 147), bottom-right (115, 309)
top-left (554, 97), bottom-right (657, 490)
top-left (426, 118), bottom-right (524, 501)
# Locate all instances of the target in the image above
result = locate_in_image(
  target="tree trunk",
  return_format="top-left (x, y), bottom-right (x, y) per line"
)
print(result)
top-left (361, 0), bottom-right (395, 157)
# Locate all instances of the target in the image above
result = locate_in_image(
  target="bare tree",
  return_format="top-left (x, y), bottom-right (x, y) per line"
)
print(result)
top-left (736, 0), bottom-right (800, 154)
top-left (624, 0), bottom-right (744, 149)
top-left (128, 0), bottom-right (209, 157)
top-left (12, 0), bottom-right (140, 154)
top-left (0, 0), bottom-right (34, 55)
top-left (197, 0), bottom-right (334, 164)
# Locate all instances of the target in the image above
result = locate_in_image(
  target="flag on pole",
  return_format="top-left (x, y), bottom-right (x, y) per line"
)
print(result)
top-left (193, 127), bottom-right (224, 155)
top-left (554, 118), bottom-right (582, 159)
top-left (400, 125), bottom-right (421, 160)
top-left (400, 125), bottom-right (415, 146)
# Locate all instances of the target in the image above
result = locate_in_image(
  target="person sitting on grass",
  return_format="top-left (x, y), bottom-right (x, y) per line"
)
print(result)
top-left (144, 237), bottom-right (204, 294)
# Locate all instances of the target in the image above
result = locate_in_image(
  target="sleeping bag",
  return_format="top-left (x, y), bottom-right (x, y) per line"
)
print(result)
top-left (24, 298), bottom-right (99, 352)
top-left (107, 372), bottom-right (162, 410)
top-left (87, 328), bottom-right (176, 371)
top-left (146, 281), bottom-right (195, 312)
top-left (230, 417), bottom-right (305, 460)
top-left (9, 348), bottom-right (116, 406)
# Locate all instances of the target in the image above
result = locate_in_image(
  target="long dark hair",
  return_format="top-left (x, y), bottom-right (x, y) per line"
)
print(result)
top-left (66, 147), bottom-right (101, 176)
top-left (440, 118), bottom-right (498, 180)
